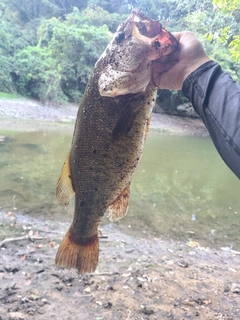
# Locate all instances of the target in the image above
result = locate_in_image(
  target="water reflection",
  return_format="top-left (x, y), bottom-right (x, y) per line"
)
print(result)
top-left (126, 133), bottom-right (240, 249)
top-left (0, 124), bottom-right (239, 249)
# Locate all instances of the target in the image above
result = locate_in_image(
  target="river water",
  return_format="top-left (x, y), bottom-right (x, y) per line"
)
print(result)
top-left (0, 122), bottom-right (239, 250)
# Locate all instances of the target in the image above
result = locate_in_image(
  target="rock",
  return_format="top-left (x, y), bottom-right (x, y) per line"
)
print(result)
top-left (177, 103), bottom-right (199, 118)
top-left (9, 312), bottom-right (25, 320)
top-left (141, 306), bottom-right (155, 315)
top-left (230, 283), bottom-right (240, 294)
top-left (178, 260), bottom-right (189, 268)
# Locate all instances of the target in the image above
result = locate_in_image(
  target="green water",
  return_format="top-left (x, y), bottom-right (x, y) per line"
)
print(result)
top-left (0, 123), bottom-right (239, 249)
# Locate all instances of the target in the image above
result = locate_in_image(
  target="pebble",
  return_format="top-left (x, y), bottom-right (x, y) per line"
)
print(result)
top-left (231, 283), bottom-right (240, 294)
top-left (178, 260), bottom-right (189, 268)
top-left (9, 312), bottom-right (25, 320)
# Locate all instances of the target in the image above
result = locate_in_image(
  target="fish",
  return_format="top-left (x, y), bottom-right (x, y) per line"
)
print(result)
top-left (55, 8), bottom-right (179, 273)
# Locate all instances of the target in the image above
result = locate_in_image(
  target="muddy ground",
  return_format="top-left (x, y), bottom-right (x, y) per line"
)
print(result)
top-left (0, 98), bottom-right (239, 320)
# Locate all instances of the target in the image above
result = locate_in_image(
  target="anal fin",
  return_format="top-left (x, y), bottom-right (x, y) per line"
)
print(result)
top-left (56, 152), bottom-right (75, 207)
top-left (108, 183), bottom-right (130, 221)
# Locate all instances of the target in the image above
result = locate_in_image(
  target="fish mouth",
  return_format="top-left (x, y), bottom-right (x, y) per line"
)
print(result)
top-left (130, 10), bottom-right (178, 63)
top-left (98, 9), bottom-right (179, 98)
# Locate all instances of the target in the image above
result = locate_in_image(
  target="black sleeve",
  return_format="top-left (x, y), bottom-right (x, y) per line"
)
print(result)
top-left (182, 60), bottom-right (240, 179)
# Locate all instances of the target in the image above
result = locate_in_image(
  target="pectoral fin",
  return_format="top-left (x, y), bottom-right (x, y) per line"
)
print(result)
top-left (108, 184), bottom-right (130, 221)
top-left (56, 152), bottom-right (75, 207)
top-left (145, 116), bottom-right (151, 140)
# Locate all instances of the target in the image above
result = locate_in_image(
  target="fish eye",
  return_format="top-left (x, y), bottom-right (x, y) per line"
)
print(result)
top-left (116, 32), bottom-right (125, 44)
top-left (154, 40), bottom-right (161, 48)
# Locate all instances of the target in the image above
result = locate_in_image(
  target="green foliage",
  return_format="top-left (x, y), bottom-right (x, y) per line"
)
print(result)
top-left (177, 0), bottom-right (240, 80)
top-left (0, 92), bottom-right (21, 99)
top-left (0, 0), bottom-right (239, 104)
top-left (1, 5), bottom-right (112, 102)
top-left (78, 6), bottom-right (126, 32)
top-left (213, 0), bottom-right (240, 12)
top-left (36, 9), bottom-right (112, 102)
top-left (2, 0), bottom-right (88, 22)
top-left (229, 36), bottom-right (240, 62)
top-left (12, 46), bottom-right (63, 101)
top-left (212, 0), bottom-right (240, 64)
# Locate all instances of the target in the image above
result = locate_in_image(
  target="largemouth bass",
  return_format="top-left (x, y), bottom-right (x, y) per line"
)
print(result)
top-left (55, 9), bottom-right (179, 273)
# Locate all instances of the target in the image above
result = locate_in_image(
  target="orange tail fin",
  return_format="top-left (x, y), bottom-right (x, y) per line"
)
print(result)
top-left (55, 227), bottom-right (99, 273)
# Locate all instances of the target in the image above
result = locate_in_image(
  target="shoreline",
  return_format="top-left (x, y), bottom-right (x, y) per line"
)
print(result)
top-left (0, 97), bottom-right (208, 136)
top-left (2, 98), bottom-right (239, 320)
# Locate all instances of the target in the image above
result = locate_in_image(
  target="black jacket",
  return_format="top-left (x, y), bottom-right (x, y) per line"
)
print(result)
top-left (182, 61), bottom-right (240, 179)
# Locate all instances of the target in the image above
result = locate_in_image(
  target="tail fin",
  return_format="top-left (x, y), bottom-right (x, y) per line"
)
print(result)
top-left (55, 227), bottom-right (99, 273)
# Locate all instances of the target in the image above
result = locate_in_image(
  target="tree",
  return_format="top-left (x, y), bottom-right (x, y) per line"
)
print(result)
top-left (174, 0), bottom-right (240, 80)
top-left (0, 0), bottom-right (239, 106)
top-left (12, 46), bottom-right (63, 101)
top-left (212, 0), bottom-right (240, 63)
top-left (2, 0), bottom-right (89, 23)
top-left (10, 7), bottom-right (112, 102)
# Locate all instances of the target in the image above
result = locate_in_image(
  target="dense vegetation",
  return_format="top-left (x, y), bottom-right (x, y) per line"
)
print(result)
top-left (0, 0), bottom-right (239, 105)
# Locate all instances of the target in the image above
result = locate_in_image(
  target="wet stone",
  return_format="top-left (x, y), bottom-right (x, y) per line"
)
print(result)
top-left (141, 306), bottom-right (155, 315)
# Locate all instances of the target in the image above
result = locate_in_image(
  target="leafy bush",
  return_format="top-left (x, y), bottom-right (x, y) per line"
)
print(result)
top-left (0, 0), bottom-right (239, 108)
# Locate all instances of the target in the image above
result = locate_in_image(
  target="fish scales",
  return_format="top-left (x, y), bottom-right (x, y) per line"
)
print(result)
top-left (55, 8), bottom-right (179, 273)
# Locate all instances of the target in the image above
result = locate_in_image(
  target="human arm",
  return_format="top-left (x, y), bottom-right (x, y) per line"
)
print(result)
top-left (152, 31), bottom-right (240, 179)
top-left (183, 60), bottom-right (240, 179)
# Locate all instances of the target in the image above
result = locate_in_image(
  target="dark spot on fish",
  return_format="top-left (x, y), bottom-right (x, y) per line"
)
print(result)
top-left (112, 107), bottom-right (139, 141)
top-left (89, 167), bottom-right (93, 171)
top-left (80, 200), bottom-right (85, 207)
top-left (94, 187), bottom-right (98, 191)
top-left (154, 40), bottom-right (161, 49)
top-left (93, 149), bottom-right (97, 154)
top-left (116, 32), bottom-right (125, 44)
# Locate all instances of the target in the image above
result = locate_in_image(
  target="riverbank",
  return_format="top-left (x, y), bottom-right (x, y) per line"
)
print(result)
top-left (0, 97), bottom-right (208, 136)
top-left (1, 98), bottom-right (240, 320)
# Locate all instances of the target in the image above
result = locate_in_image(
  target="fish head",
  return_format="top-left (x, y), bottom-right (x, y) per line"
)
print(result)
top-left (98, 9), bottom-right (179, 98)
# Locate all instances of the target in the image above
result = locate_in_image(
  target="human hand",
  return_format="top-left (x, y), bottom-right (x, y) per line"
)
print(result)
top-left (152, 31), bottom-right (211, 90)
